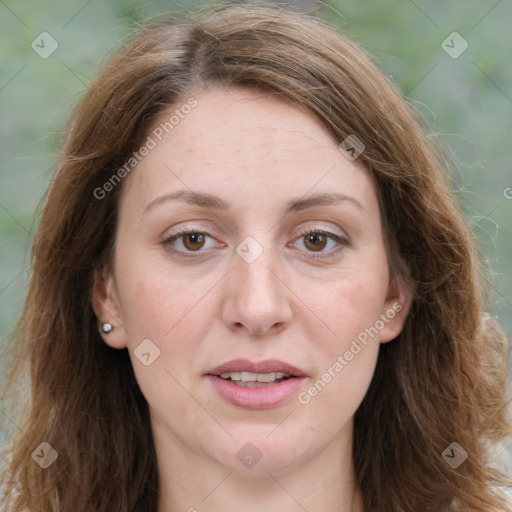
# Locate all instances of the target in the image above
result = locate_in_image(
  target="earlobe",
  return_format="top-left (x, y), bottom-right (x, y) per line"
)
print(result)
top-left (91, 266), bottom-right (128, 349)
top-left (379, 275), bottom-right (413, 344)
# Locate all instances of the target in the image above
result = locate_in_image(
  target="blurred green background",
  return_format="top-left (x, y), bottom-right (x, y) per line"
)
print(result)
top-left (1, 1), bottom-right (511, 352)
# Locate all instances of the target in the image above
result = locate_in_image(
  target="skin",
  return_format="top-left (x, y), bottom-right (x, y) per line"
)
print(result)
top-left (93, 85), bottom-right (412, 512)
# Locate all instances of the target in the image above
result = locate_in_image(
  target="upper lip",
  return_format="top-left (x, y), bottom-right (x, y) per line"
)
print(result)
top-left (207, 358), bottom-right (307, 377)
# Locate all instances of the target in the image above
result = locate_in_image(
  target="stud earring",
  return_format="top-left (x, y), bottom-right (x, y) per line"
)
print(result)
top-left (101, 323), bottom-right (113, 333)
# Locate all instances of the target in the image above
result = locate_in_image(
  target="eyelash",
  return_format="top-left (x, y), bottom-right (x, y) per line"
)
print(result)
top-left (160, 227), bottom-right (349, 260)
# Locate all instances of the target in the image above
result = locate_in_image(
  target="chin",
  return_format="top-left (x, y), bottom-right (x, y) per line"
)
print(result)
top-left (206, 430), bottom-right (311, 473)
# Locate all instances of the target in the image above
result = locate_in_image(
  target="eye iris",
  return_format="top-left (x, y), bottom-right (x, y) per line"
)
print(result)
top-left (183, 233), bottom-right (205, 251)
top-left (304, 233), bottom-right (327, 252)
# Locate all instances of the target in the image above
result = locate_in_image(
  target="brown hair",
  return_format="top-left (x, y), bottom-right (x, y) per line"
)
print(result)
top-left (1, 3), bottom-right (511, 511)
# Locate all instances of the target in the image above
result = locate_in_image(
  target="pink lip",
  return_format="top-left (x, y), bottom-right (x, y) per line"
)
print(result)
top-left (207, 358), bottom-right (307, 377)
top-left (207, 375), bottom-right (305, 409)
top-left (206, 358), bottom-right (307, 410)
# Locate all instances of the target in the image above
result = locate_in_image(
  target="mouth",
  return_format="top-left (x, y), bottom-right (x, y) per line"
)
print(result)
top-left (217, 371), bottom-right (293, 388)
top-left (206, 358), bottom-right (307, 409)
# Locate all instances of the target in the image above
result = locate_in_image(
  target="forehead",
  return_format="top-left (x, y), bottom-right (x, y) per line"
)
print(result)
top-left (119, 86), bottom-right (375, 214)
top-left (155, 86), bottom-right (340, 157)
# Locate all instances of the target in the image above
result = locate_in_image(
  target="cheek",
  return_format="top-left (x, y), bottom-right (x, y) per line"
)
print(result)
top-left (116, 264), bottom-right (219, 407)
top-left (294, 276), bottom-right (383, 439)
top-left (305, 268), bottom-right (388, 351)
top-left (114, 256), bottom-right (225, 379)
top-left (115, 253), bottom-right (203, 337)
top-left (295, 262), bottom-right (388, 402)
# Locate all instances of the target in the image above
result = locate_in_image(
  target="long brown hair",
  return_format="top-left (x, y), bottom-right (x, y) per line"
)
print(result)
top-left (1, 3), bottom-right (510, 511)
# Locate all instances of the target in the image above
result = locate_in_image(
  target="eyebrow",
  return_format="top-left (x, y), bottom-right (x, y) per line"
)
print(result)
top-left (143, 190), bottom-right (364, 215)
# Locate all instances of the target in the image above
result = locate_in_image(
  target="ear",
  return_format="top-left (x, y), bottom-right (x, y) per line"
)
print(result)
top-left (378, 274), bottom-right (413, 344)
top-left (91, 266), bottom-right (128, 349)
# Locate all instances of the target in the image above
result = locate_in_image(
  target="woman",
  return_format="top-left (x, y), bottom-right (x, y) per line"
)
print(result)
top-left (1, 3), bottom-right (510, 511)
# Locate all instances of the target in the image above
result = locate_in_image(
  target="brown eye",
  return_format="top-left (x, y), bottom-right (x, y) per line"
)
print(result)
top-left (182, 232), bottom-right (206, 251)
top-left (303, 232), bottom-right (328, 252)
top-left (161, 230), bottom-right (217, 256)
top-left (293, 229), bottom-right (348, 260)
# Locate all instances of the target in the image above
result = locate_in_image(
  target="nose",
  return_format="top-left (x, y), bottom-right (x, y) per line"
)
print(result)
top-left (220, 242), bottom-right (293, 336)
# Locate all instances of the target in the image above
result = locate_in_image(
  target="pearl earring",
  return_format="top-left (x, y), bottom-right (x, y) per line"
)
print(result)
top-left (101, 323), bottom-right (113, 333)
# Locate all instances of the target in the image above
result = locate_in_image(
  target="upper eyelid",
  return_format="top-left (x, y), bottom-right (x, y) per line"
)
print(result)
top-left (163, 219), bottom-right (347, 236)
top-left (162, 225), bottom-right (346, 241)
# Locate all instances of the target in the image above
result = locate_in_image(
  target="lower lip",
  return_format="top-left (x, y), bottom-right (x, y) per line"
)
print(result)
top-left (207, 375), bottom-right (306, 409)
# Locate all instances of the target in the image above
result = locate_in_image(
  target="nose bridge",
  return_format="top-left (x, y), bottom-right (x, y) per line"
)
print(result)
top-left (235, 236), bottom-right (282, 301)
top-left (222, 234), bottom-right (292, 334)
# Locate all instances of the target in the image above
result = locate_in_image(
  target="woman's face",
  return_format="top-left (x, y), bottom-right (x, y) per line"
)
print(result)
top-left (93, 86), bottom-right (410, 473)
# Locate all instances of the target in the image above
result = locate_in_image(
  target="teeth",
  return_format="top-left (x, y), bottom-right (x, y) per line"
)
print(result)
top-left (222, 372), bottom-right (241, 381)
top-left (232, 381), bottom-right (275, 388)
top-left (219, 371), bottom-right (290, 383)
